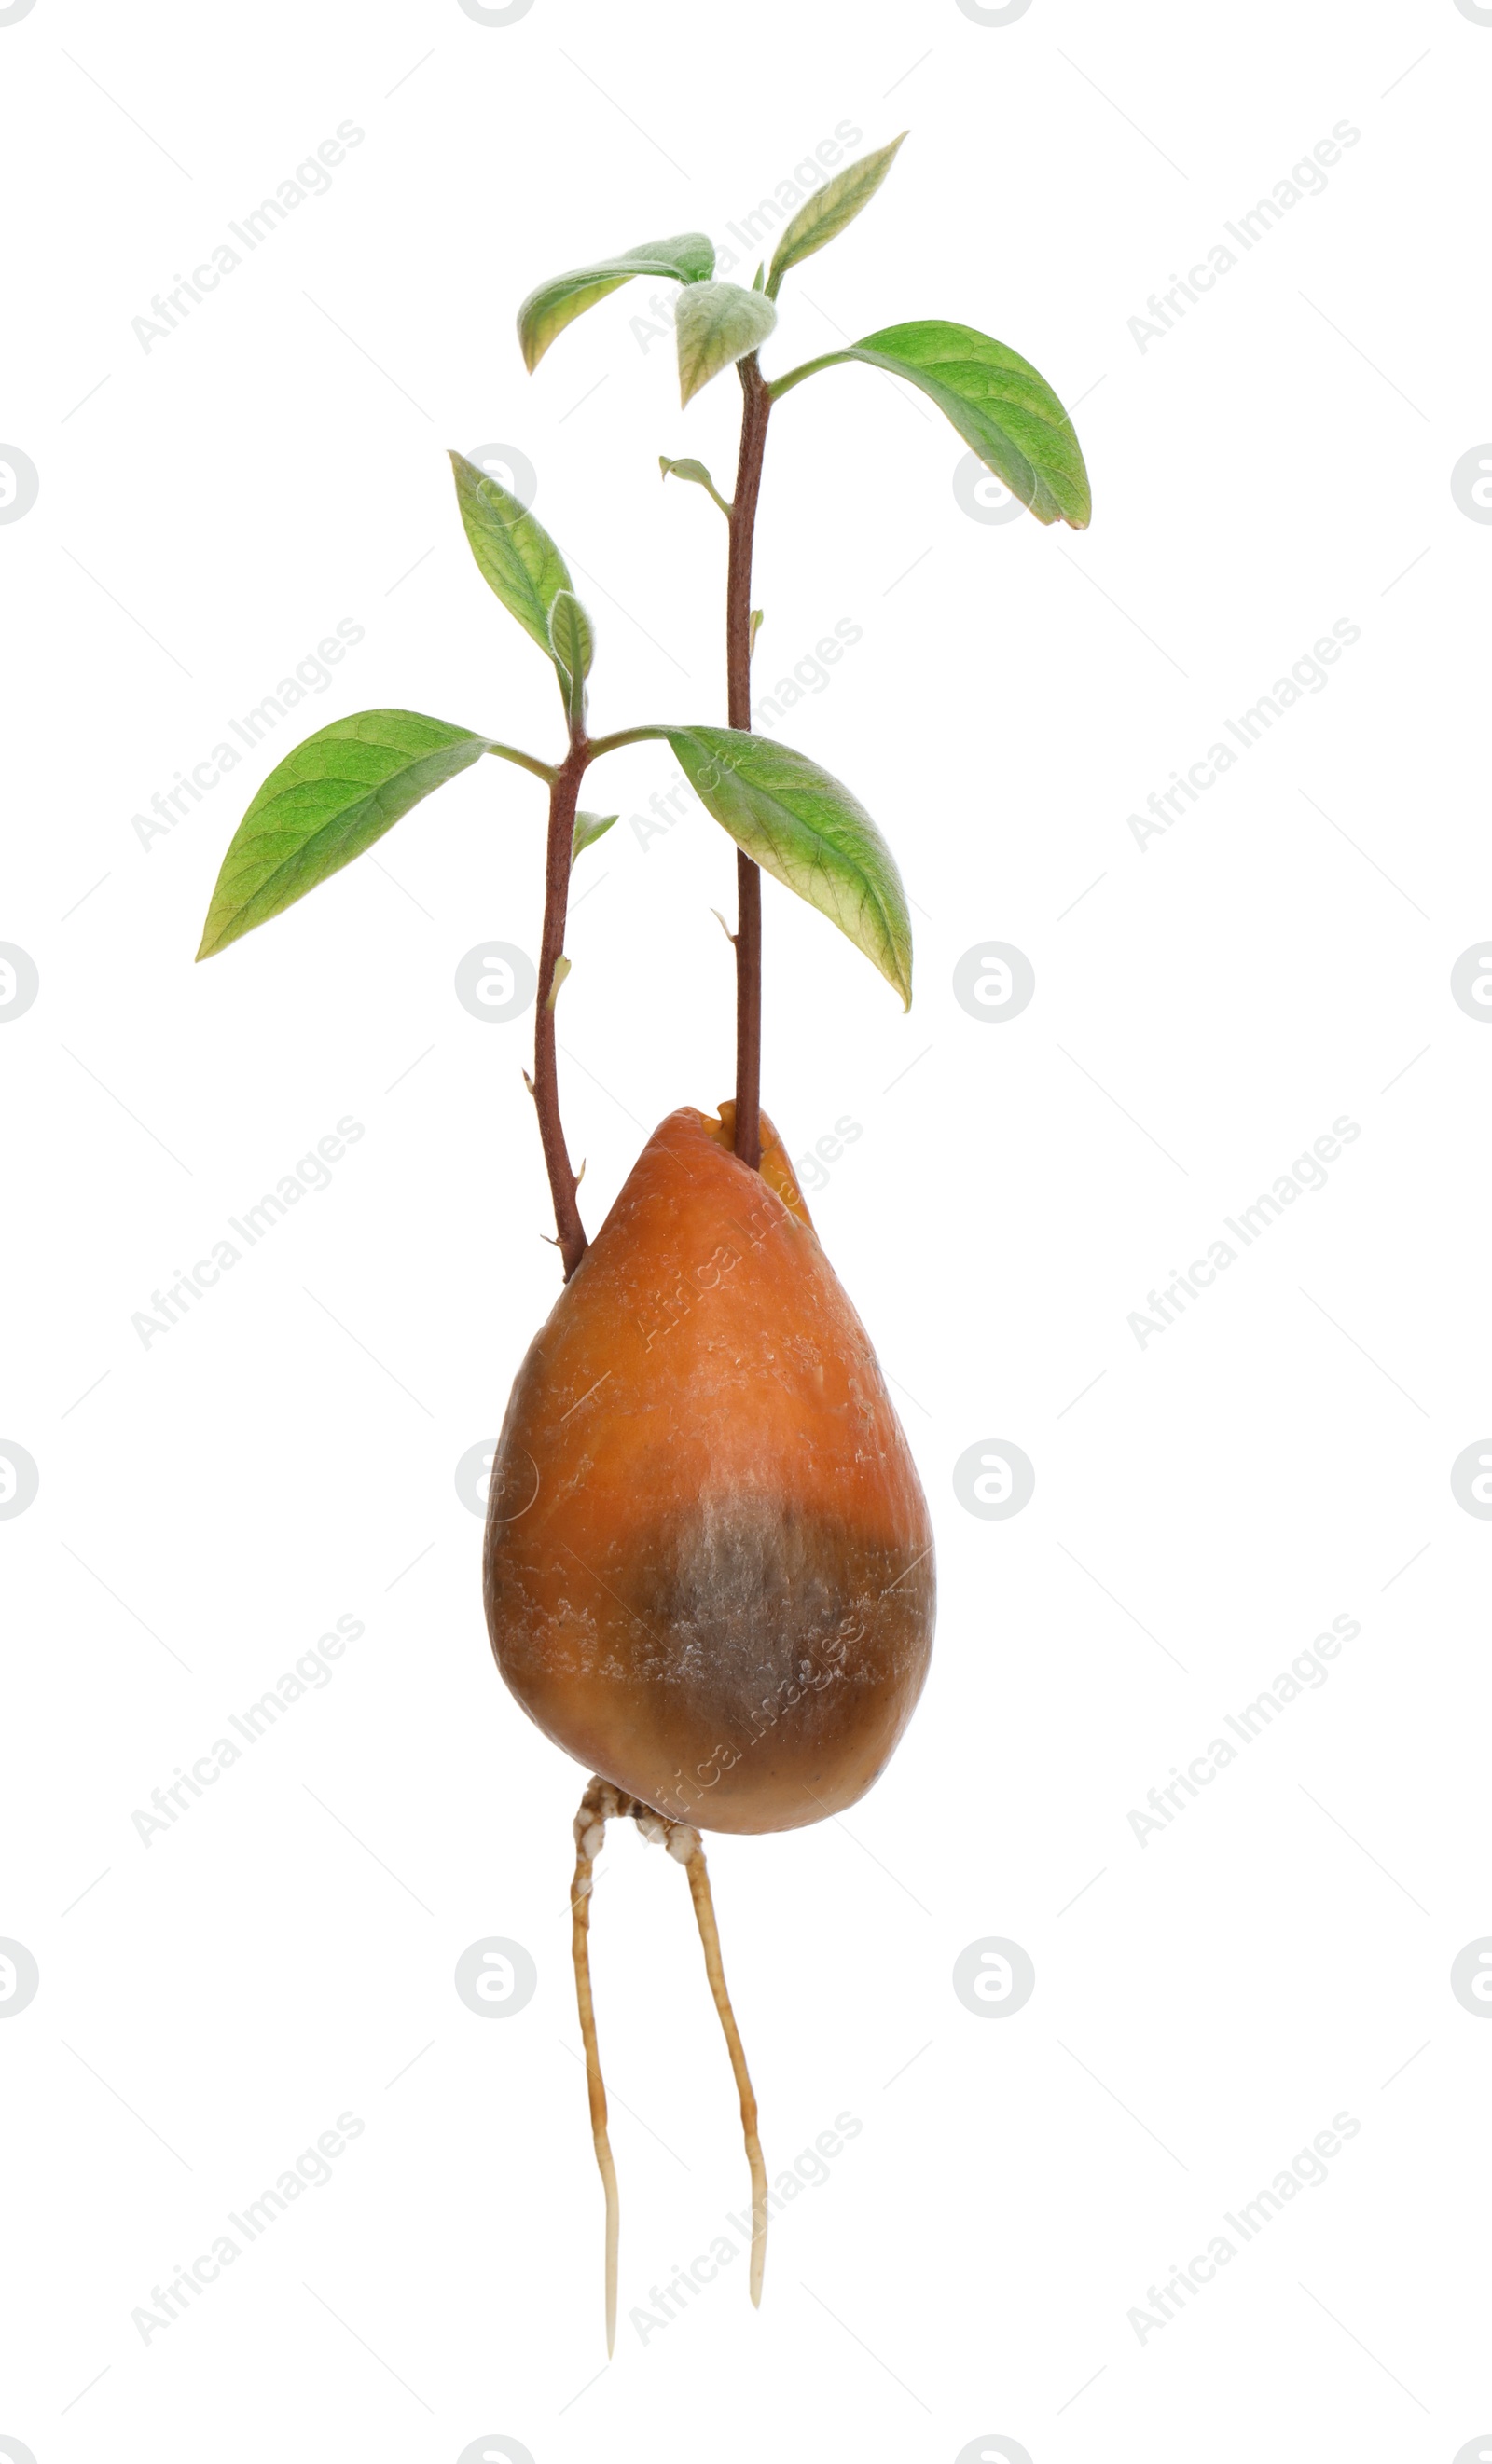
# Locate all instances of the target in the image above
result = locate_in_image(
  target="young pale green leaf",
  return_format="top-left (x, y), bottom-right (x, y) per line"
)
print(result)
top-left (767, 132), bottom-right (907, 297)
top-left (571, 809), bottom-right (616, 865)
top-left (803, 323), bottom-right (1090, 527)
top-left (658, 454), bottom-right (732, 517)
top-left (676, 282), bottom-right (778, 407)
top-left (449, 451), bottom-right (573, 652)
top-left (547, 590), bottom-right (592, 731)
top-left (663, 726), bottom-right (911, 1006)
top-left (517, 233), bottom-right (715, 371)
top-left (547, 587), bottom-right (594, 704)
top-left (197, 712), bottom-right (493, 960)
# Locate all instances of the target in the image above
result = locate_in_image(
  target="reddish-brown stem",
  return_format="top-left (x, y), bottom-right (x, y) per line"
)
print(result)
top-left (532, 735), bottom-right (589, 1280)
top-left (726, 353), bottom-right (771, 1173)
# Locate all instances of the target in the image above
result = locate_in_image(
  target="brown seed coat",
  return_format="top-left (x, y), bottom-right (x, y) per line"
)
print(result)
top-left (484, 1106), bottom-right (935, 1832)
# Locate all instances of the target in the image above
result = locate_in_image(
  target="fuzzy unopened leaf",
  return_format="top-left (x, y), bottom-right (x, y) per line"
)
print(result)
top-left (767, 133), bottom-right (906, 296)
top-left (664, 726), bottom-right (911, 1006)
top-left (518, 233), bottom-right (714, 371)
top-left (676, 282), bottom-right (778, 407)
top-left (197, 712), bottom-right (492, 959)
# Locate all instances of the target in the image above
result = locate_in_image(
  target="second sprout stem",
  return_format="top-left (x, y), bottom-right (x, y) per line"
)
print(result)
top-left (532, 732), bottom-right (589, 1280)
top-left (725, 352), bottom-right (772, 1174)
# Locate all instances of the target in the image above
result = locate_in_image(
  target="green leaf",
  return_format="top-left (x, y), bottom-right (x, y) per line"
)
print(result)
top-left (449, 450), bottom-right (573, 651)
top-left (547, 588), bottom-right (594, 729)
top-left (664, 726), bottom-right (911, 1007)
top-left (546, 587), bottom-right (593, 678)
top-left (772, 321), bottom-right (1091, 528)
top-left (676, 282), bottom-right (778, 408)
top-left (658, 454), bottom-right (732, 517)
top-left (767, 133), bottom-right (906, 297)
top-left (518, 233), bottom-right (714, 371)
top-left (572, 809), bottom-right (616, 865)
top-left (197, 712), bottom-right (493, 960)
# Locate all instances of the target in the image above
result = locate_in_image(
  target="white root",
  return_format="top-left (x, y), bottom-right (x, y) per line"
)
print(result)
top-left (632, 1804), bottom-right (767, 2307)
top-left (568, 1776), bottom-right (768, 2353)
top-left (570, 1780), bottom-right (620, 2355)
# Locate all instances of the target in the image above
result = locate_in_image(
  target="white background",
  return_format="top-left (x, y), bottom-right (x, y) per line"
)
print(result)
top-left (3, 0), bottom-right (1490, 2457)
